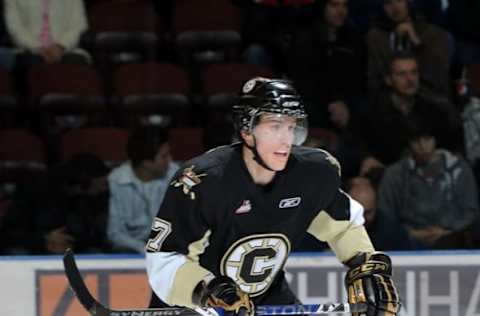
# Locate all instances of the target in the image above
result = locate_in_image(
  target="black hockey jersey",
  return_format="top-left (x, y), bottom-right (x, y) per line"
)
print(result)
top-left (146, 143), bottom-right (374, 308)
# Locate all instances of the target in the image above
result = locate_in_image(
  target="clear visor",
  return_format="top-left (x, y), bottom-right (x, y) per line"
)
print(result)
top-left (249, 112), bottom-right (308, 146)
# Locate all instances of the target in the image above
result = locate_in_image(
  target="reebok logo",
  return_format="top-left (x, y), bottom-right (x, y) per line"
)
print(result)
top-left (279, 197), bottom-right (301, 209)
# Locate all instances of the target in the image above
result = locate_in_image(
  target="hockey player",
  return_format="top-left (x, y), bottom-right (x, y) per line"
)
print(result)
top-left (145, 77), bottom-right (400, 316)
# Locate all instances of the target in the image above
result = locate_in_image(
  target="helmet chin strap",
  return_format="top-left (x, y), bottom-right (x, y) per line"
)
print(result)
top-left (244, 135), bottom-right (275, 172)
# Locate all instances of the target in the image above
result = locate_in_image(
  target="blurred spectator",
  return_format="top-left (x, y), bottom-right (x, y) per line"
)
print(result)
top-left (366, 0), bottom-right (451, 100)
top-left (347, 177), bottom-right (412, 250)
top-left (0, 1), bottom-right (15, 70)
top-left (288, 0), bottom-right (368, 178)
top-left (377, 123), bottom-right (479, 249)
top-left (448, 0), bottom-right (480, 65)
top-left (0, 195), bottom-right (32, 254)
top-left (289, 0), bottom-right (367, 130)
top-left (463, 97), bottom-right (480, 167)
top-left (107, 126), bottom-right (179, 253)
top-left (347, 0), bottom-right (379, 34)
top-left (414, 0), bottom-right (449, 27)
top-left (0, 47), bottom-right (15, 71)
top-left (41, 153), bottom-right (110, 254)
top-left (234, 0), bottom-right (318, 74)
top-left (0, 153), bottom-right (110, 254)
top-left (364, 52), bottom-right (462, 166)
top-left (304, 130), bottom-right (363, 181)
top-left (5, 0), bottom-right (90, 65)
top-left (5, 0), bottom-right (90, 94)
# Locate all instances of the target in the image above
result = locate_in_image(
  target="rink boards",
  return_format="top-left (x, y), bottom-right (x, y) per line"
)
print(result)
top-left (0, 251), bottom-right (479, 316)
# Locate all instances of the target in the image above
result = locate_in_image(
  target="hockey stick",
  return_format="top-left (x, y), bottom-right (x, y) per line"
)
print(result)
top-left (63, 249), bottom-right (366, 316)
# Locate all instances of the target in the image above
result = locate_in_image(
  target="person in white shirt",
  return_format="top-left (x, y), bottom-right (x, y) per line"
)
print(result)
top-left (107, 126), bottom-right (179, 253)
top-left (5, 0), bottom-right (90, 64)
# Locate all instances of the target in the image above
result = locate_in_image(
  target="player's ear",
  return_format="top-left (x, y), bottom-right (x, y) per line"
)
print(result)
top-left (241, 130), bottom-right (254, 146)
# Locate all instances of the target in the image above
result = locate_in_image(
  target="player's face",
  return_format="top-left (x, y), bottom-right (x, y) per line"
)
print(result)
top-left (147, 142), bottom-right (172, 178)
top-left (383, 0), bottom-right (410, 23)
top-left (324, 0), bottom-right (348, 29)
top-left (252, 113), bottom-right (297, 171)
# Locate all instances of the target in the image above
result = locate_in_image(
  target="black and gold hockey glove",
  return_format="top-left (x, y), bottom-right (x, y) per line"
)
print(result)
top-left (345, 252), bottom-right (401, 316)
top-left (194, 276), bottom-right (254, 316)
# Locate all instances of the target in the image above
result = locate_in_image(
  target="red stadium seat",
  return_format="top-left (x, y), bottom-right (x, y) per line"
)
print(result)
top-left (0, 129), bottom-right (46, 163)
top-left (28, 63), bottom-right (107, 132)
top-left (0, 69), bottom-right (16, 110)
top-left (169, 127), bottom-right (204, 161)
top-left (87, 0), bottom-right (162, 65)
top-left (0, 69), bottom-right (18, 128)
top-left (112, 62), bottom-right (191, 127)
top-left (29, 63), bottom-right (105, 112)
top-left (0, 129), bottom-right (47, 192)
top-left (202, 63), bottom-right (274, 110)
top-left (173, 0), bottom-right (242, 64)
top-left (59, 127), bottom-right (128, 167)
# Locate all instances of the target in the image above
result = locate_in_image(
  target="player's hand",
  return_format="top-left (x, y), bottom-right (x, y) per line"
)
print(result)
top-left (200, 276), bottom-right (254, 316)
top-left (345, 252), bottom-right (400, 316)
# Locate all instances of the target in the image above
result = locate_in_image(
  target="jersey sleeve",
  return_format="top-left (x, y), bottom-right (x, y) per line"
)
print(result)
top-left (146, 165), bottom-right (214, 308)
top-left (306, 151), bottom-right (375, 262)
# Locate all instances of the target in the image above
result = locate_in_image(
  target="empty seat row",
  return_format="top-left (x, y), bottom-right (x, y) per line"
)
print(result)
top-left (82, 0), bottom-right (243, 65)
top-left (0, 62), bottom-right (273, 111)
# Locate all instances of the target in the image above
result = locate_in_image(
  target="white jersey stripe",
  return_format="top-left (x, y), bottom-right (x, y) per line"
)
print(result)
top-left (146, 251), bottom-right (187, 303)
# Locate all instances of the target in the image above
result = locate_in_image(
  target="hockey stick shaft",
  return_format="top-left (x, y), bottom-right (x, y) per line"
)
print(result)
top-left (63, 249), bottom-right (366, 315)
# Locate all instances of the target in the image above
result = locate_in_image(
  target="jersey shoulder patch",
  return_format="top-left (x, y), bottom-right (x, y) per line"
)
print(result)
top-left (170, 165), bottom-right (207, 200)
top-left (170, 144), bottom-right (237, 199)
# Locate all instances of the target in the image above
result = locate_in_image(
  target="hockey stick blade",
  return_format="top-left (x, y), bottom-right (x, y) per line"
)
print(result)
top-left (63, 249), bottom-right (366, 315)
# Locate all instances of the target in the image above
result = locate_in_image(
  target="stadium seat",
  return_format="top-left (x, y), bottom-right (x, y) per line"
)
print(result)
top-left (87, 0), bottom-right (162, 65)
top-left (28, 63), bottom-right (107, 132)
top-left (169, 127), bottom-right (204, 161)
top-left (0, 69), bottom-right (18, 128)
top-left (112, 62), bottom-right (191, 127)
top-left (0, 69), bottom-right (16, 110)
top-left (202, 63), bottom-right (274, 110)
top-left (0, 129), bottom-right (47, 195)
top-left (29, 63), bottom-right (106, 112)
top-left (0, 129), bottom-right (46, 165)
top-left (59, 127), bottom-right (128, 167)
top-left (173, 0), bottom-right (242, 64)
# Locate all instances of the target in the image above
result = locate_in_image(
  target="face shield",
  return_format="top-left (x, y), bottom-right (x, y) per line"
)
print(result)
top-left (248, 111), bottom-right (308, 146)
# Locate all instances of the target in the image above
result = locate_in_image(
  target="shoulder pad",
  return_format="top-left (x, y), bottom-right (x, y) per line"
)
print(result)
top-left (169, 145), bottom-right (237, 200)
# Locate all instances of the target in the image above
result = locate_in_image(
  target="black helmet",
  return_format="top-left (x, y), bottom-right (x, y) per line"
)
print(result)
top-left (233, 77), bottom-right (308, 145)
